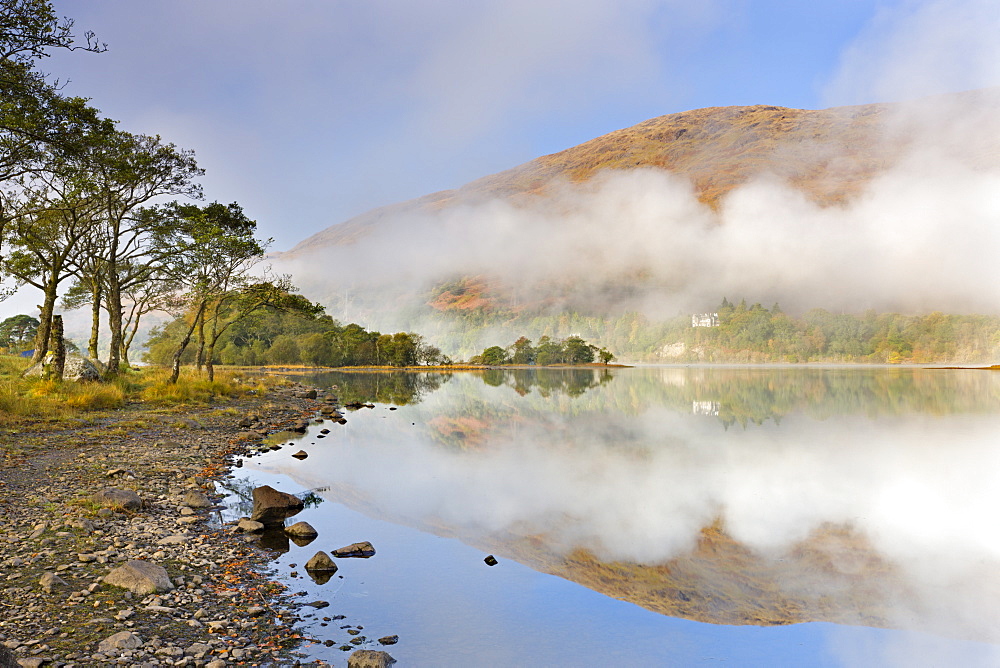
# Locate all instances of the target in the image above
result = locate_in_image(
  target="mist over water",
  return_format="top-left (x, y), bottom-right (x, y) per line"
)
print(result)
top-left (251, 367), bottom-right (1000, 654)
top-left (277, 88), bottom-right (1000, 340)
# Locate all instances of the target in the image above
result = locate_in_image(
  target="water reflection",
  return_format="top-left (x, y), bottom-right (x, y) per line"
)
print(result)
top-left (253, 367), bottom-right (1000, 647)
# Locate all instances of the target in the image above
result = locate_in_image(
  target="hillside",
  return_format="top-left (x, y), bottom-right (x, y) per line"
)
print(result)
top-left (278, 88), bottom-right (1000, 259)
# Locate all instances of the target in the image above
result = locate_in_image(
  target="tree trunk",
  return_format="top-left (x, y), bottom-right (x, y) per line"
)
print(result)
top-left (195, 313), bottom-right (206, 372)
top-left (49, 315), bottom-right (66, 381)
top-left (122, 313), bottom-right (141, 369)
top-left (30, 276), bottom-right (59, 365)
top-left (88, 281), bottom-right (101, 360)
top-left (169, 302), bottom-right (206, 384)
top-left (106, 278), bottom-right (123, 376)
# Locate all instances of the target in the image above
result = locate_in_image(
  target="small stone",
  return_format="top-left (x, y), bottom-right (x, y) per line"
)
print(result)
top-left (247, 606), bottom-right (266, 617)
top-left (378, 635), bottom-right (399, 645)
top-left (235, 517), bottom-right (265, 533)
top-left (291, 450), bottom-right (308, 460)
top-left (484, 555), bottom-right (499, 566)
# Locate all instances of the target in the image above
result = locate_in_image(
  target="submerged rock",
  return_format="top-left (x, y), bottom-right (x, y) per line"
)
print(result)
top-left (332, 541), bottom-right (376, 558)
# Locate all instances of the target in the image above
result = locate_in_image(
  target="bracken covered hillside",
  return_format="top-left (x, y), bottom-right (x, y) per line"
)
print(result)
top-left (278, 88), bottom-right (1000, 258)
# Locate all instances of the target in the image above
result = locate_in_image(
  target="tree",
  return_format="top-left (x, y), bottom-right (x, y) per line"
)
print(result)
top-left (561, 336), bottom-right (595, 364)
top-left (85, 131), bottom-right (203, 376)
top-left (534, 336), bottom-right (563, 366)
top-left (0, 312), bottom-right (36, 350)
top-left (478, 345), bottom-right (510, 366)
top-left (598, 347), bottom-right (615, 364)
top-left (0, 1), bottom-right (105, 253)
top-left (508, 336), bottom-right (535, 364)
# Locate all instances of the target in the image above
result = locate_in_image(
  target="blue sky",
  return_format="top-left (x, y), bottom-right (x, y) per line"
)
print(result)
top-left (40, 0), bottom-right (1000, 252)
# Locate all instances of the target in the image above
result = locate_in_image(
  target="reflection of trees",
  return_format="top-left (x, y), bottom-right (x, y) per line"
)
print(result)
top-left (481, 368), bottom-right (615, 398)
top-left (216, 477), bottom-right (325, 519)
top-left (297, 370), bottom-right (453, 405)
top-left (672, 368), bottom-right (1000, 427)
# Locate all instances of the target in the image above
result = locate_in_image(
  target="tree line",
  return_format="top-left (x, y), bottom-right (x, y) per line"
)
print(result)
top-left (145, 308), bottom-right (447, 369)
top-left (469, 335), bottom-right (615, 366)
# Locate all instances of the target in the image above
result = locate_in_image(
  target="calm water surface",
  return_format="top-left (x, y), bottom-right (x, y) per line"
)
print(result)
top-left (224, 366), bottom-right (1000, 666)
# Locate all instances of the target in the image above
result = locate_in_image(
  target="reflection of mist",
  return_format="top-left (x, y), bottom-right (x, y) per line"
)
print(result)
top-left (258, 368), bottom-right (1000, 644)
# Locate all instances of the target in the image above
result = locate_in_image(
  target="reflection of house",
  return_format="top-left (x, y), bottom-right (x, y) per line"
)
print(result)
top-left (691, 313), bottom-right (719, 327)
top-left (692, 401), bottom-right (720, 416)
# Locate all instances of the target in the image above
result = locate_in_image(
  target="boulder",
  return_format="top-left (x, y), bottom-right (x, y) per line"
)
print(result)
top-left (39, 571), bottom-right (68, 593)
top-left (97, 630), bottom-right (142, 653)
top-left (332, 541), bottom-right (376, 558)
top-left (22, 354), bottom-right (102, 381)
top-left (285, 521), bottom-right (318, 538)
top-left (104, 560), bottom-right (174, 595)
top-left (250, 485), bottom-right (304, 524)
top-left (181, 490), bottom-right (212, 508)
top-left (291, 450), bottom-right (308, 460)
top-left (378, 635), bottom-right (399, 645)
top-left (305, 551), bottom-right (338, 572)
top-left (92, 488), bottom-right (142, 512)
top-left (348, 650), bottom-right (396, 668)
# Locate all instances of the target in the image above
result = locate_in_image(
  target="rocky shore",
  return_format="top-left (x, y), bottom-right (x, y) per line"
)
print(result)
top-left (0, 379), bottom-right (367, 667)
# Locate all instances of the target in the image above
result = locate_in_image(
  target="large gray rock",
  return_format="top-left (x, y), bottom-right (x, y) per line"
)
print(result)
top-left (97, 630), bottom-right (143, 653)
top-left (250, 485), bottom-right (304, 525)
top-left (0, 646), bottom-right (16, 668)
top-left (104, 560), bottom-right (174, 595)
top-left (22, 354), bottom-right (102, 381)
top-left (39, 571), bottom-right (67, 593)
top-left (92, 488), bottom-right (142, 512)
top-left (348, 650), bottom-right (396, 668)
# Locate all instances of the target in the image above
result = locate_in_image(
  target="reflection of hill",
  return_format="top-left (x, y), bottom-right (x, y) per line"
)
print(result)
top-left (290, 476), bottom-right (907, 632)
top-left (483, 523), bottom-right (900, 629)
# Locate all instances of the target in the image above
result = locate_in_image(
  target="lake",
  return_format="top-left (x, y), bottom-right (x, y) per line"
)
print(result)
top-left (223, 366), bottom-right (1000, 666)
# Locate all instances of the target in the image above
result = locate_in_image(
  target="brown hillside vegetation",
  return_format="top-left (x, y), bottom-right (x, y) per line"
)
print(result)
top-left (279, 88), bottom-right (1000, 258)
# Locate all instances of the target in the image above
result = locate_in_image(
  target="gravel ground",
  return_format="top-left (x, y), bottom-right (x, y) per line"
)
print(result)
top-left (0, 380), bottom-right (330, 667)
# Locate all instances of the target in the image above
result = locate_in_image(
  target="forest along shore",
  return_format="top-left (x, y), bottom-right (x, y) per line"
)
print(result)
top-left (0, 381), bottom-right (342, 667)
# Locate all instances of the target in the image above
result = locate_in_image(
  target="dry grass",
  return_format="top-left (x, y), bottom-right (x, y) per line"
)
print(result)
top-left (0, 358), bottom-right (268, 422)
